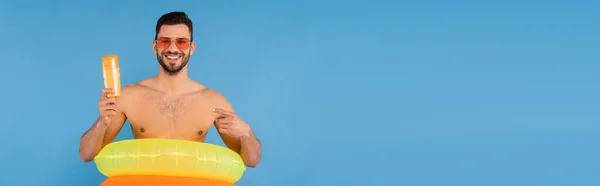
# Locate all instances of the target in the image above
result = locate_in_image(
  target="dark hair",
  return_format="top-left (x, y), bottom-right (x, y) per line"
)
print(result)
top-left (155, 11), bottom-right (194, 41)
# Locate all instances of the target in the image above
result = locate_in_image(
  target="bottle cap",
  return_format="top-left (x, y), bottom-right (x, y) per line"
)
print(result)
top-left (102, 54), bottom-right (119, 70)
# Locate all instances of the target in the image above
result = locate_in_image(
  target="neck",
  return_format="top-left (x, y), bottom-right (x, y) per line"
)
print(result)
top-left (155, 68), bottom-right (191, 94)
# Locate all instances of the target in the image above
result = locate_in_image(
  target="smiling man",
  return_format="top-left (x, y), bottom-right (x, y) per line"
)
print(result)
top-left (78, 11), bottom-right (262, 168)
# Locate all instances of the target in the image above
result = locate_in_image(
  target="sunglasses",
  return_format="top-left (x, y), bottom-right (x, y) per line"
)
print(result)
top-left (156, 37), bottom-right (191, 50)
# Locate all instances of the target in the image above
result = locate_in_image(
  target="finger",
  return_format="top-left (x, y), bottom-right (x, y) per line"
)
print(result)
top-left (99, 98), bottom-right (116, 106)
top-left (100, 104), bottom-right (117, 111)
top-left (212, 108), bottom-right (234, 116)
top-left (217, 124), bottom-right (230, 129)
top-left (101, 111), bottom-right (117, 116)
top-left (102, 88), bottom-right (115, 95)
top-left (217, 127), bottom-right (230, 133)
top-left (100, 102), bottom-right (115, 109)
top-left (100, 88), bottom-right (116, 99)
top-left (215, 121), bottom-right (231, 126)
top-left (217, 115), bottom-right (234, 122)
top-left (106, 111), bottom-right (117, 117)
top-left (101, 110), bottom-right (117, 118)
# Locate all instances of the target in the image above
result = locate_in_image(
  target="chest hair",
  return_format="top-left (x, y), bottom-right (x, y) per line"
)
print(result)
top-left (151, 96), bottom-right (192, 126)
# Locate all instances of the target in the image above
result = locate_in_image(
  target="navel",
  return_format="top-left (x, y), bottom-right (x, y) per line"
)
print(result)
top-left (140, 128), bottom-right (145, 133)
top-left (197, 130), bottom-right (203, 136)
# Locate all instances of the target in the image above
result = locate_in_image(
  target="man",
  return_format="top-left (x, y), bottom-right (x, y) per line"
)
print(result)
top-left (78, 11), bottom-right (261, 168)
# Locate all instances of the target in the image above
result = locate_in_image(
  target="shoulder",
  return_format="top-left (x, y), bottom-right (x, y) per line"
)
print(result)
top-left (112, 84), bottom-right (140, 115)
top-left (204, 88), bottom-right (225, 99)
top-left (202, 88), bottom-right (234, 111)
top-left (120, 83), bottom-right (147, 97)
top-left (122, 78), bottom-right (161, 95)
top-left (115, 82), bottom-right (152, 107)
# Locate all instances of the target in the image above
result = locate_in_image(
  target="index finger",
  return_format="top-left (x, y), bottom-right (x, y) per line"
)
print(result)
top-left (212, 108), bottom-right (234, 115)
top-left (100, 88), bottom-right (115, 99)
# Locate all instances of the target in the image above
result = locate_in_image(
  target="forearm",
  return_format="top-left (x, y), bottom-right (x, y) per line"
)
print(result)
top-left (239, 131), bottom-right (261, 168)
top-left (78, 118), bottom-right (107, 162)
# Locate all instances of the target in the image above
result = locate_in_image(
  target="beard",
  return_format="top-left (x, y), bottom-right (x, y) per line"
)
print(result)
top-left (156, 50), bottom-right (190, 76)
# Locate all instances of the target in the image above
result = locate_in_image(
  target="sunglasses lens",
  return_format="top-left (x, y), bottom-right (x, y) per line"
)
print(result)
top-left (157, 38), bottom-right (172, 49)
top-left (157, 37), bottom-right (190, 50)
top-left (175, 38), bottom-right (190, 50)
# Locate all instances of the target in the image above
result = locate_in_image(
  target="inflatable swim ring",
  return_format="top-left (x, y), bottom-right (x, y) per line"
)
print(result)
top-left (94, 139), bottom-right (246, 185)
top-left (100, 175), bottom-right (235, 186)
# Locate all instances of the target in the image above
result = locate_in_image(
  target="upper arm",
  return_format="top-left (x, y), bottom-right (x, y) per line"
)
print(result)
top-left (211, 90), bottom-right (242, 153)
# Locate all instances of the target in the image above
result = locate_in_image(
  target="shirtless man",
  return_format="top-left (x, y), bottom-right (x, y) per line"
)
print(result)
top-left (78, 11), bottom-right (261, 168)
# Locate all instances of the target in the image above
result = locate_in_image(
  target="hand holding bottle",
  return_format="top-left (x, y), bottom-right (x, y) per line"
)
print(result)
top-left (98, 88), bottom-right (117, 126)
top-left (99, 54), bottom-right (121, 126)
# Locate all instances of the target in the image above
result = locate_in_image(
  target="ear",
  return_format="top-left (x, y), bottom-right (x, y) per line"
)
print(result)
top-left (152, 40), bottom-right (158, 54)
top-left (189, 40), bottom-right (196, 56)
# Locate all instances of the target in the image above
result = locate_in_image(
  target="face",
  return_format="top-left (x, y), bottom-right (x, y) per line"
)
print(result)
top-left (152, 24), bottom-right (196, 75)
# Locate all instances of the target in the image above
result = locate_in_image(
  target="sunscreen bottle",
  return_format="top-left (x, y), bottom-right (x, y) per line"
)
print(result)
top-left (102, 54), bottom-right (121, 98)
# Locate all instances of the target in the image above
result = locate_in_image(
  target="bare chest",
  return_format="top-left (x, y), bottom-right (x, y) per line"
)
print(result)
top-left (125, 92), bottom-right (216, 140)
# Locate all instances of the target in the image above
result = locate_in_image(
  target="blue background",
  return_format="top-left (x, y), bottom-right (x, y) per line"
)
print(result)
top-left (1, 0), bottom-right (599, 185)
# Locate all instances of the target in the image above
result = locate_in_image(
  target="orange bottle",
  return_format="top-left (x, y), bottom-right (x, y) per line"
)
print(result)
top-left (102, 54), bottom-right (121, 98)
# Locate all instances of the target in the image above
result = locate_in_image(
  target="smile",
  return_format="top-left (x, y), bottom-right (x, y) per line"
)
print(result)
top-left (164, 55), bottom-right (182, 60)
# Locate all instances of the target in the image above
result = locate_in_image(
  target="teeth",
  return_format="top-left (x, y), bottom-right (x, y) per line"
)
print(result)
top-left (165, 55), bottom-right (181, 59)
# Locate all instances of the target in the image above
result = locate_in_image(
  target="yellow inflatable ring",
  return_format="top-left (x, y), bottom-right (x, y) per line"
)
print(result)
top-left (94, 139), bottom-right (246, 183)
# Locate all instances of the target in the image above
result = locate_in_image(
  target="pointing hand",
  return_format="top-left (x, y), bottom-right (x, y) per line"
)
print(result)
top-left (213, 108), bottom-right (251, 138)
